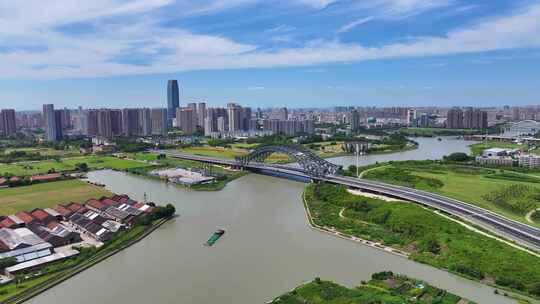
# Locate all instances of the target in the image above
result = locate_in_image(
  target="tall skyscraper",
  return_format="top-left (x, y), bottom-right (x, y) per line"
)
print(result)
top-left (0, 109), bottom-right (16, 137)
top-left (43, 104), bottom-right (61, 142)
top-left (167, 80), bottom-right (180, 121)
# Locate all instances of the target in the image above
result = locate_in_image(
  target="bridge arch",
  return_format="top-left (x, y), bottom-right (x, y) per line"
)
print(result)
top-left (235, 144), bottom-right (342, 176)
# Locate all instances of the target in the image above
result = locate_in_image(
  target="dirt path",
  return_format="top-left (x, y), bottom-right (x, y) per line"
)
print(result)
top-left (526, 208), bottom-right (540, 224)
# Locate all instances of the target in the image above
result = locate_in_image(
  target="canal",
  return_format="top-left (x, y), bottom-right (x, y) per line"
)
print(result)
top-left (28, 138), bottom-right (517, 304)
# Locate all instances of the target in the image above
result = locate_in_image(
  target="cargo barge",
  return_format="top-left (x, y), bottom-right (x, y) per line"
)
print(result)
top-left (205, 229), bottom-right (225, 246)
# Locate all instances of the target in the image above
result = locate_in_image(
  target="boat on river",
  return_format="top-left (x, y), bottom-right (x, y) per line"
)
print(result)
top-left (204, 229), bottom-right (225, 246)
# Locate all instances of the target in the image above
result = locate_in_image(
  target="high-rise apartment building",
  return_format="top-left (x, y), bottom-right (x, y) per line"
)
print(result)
top-left (0, 109), bottom-right (17, 137)
top-left (176, 108), bottom-right (195, 135)
top-left (263, 119), bottom-right (315, 136)
top-left (167, 80), bottom-right (180, 121)
top-left (43, 104), bottom-right (61, 142)
top-left (110, 110), bottom-right (123, 136)
top-left (139, 108), bottom-right (152, 136)
top-left (472, 109), bottom-right (488, 129)
top-left (406, 109), bottom-right (417, 127)
top-left (97, 109), bottom-right (113, 138)
top-left (151, 108), bottom-right (168, 136)
top-left (197, 102), bottom-right (206, 128)
top-left (350, 109), bottom-right (360, 131)
top-left (54, 110), bottom-right (64, 140)
top-left (227, 103), bottom-right (242, 131)
top-left (122, 108), bottom-right (140, 136)
top-left (217, 116), bottom-right (226, 132)
top-left (446, 108), bottom-right (464, 129)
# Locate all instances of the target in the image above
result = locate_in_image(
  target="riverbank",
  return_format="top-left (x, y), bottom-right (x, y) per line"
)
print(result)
top-left (302, 190), bottom-right (409, 258)
top-left (268, 271), bottom-right (474, 304)
top-left (303, 182), bottom-right (540, 299)
top-left (0, 216), bottom-right (173, 304)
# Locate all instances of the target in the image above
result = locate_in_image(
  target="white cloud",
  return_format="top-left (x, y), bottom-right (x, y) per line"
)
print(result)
top-left (293, 0), bottom-right (337, 9)
top-left (351, 0), bottom-right (452, 18)
top-left (338, 17), bottom-right (374, 33)
top-left (1, 1), bottom-right (540, 79)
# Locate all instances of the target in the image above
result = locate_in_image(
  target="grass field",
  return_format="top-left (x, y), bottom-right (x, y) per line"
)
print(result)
top-left (0, 180), bottom-right (112, 215)
top-left (3, 147), bottom-right (82, 157)
top-left (363, 162), bottom-right (540, 227)
top-left (305, 183), bottom-right (540, 297)
top-left (0, 156), bottom-right (151, 176)
top-left (469, 141), bottom-right (529, 156)
top-left (270, 273), bottom-right (471, 304)
top-left (176, 146), bottom-right (290, 163)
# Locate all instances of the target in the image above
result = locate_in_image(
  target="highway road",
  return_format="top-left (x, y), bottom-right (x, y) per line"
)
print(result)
top-left (160, 150), bottom-right (540, 251)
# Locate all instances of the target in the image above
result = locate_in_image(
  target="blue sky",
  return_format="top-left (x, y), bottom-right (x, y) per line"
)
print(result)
top-left (0, 0), bottom-right (539, 110)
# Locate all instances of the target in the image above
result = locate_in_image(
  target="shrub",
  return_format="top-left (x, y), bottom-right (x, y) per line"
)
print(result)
top-left (444, 152), bottom-right (470, 162)
top-left (372, 271), bottom-right (394, 281)
top-left (451, 264), bottom-right (484, 280)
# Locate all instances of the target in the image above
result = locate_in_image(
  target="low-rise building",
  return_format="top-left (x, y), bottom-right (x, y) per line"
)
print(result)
top-left (476, 156), bottom-right (515, 167)
top-left (519, 154), bottom-right (540, 168)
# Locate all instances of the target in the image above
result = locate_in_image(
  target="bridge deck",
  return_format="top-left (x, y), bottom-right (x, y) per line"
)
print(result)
top-left (159, 150), bottom-right (540, 252)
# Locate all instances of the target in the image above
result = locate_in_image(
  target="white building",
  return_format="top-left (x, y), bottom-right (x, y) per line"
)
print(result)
top-left (519, 154), bottom-right (540, 168)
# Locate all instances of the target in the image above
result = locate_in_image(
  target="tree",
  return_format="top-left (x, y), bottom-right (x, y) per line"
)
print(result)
top-left (444, 152), bottom-right (470, 162)
top-left (0, 257), bottom-right (17, 270)
top-left (75, 162), bottom-right (89, 172)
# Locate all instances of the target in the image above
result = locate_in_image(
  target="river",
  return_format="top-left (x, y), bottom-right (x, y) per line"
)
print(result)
top-left (28, 137), bottom-right (517, 304)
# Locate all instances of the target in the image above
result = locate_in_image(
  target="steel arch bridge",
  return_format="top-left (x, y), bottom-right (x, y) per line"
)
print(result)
top-left (235, 144), bottom-right (342, 177)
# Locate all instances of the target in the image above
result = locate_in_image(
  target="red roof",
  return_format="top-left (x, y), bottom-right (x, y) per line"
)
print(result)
top-left (133, 202), bottom-right (144, 209)
top-left (54, 205), bottom-right (73, 217)
top-left (9, 176), bottom-right (19, 182)
top-left (101, 198), bottom-right (118, 207)
top-left (0, 178), bottom-right (7, 185)
top-left (30, 209), bottom-right (52, 222)
top-left (47, 221), bottom-right (59, 229)
top-left (111, 194), bottom-right (129, 204)
top-left (86, 199), bottom-right (106, 210)
top-left (30, 173), bottom-right (61, 182)
top-left (15, 211), bottom-right (35, 224)
top-left (0, 217), bottom-right (16, 228)
top-left (65, 202), bottom-right (82, 212)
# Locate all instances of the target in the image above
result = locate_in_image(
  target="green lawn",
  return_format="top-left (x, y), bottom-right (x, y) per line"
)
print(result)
top-left (363, 162), bottom-right (540, 227)
top-left (0, 156), bottom-right (151, 176)
top-left (305, 183), bottom-right (540, 297)
top-left (3, 147), bottom-right (82, 157)
top-left (0, 180), bottom-right (112, 215)
top-left (270, 273), bottom-right (472, 304)
top-left (176, 146), bottom-right (290, 163)
top-left (469, 141), bottom-right (526, 156)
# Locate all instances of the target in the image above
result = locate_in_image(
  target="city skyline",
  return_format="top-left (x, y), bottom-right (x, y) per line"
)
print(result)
top-left (0, 0), bottom-right (539, 109)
